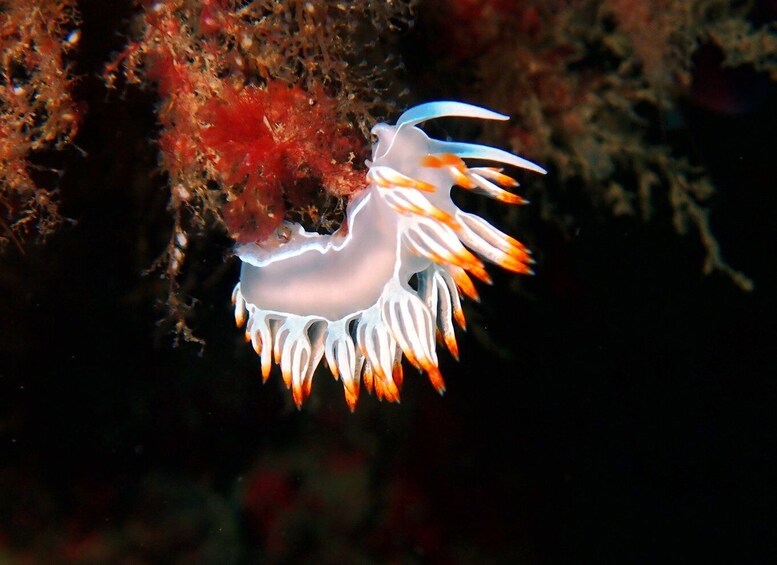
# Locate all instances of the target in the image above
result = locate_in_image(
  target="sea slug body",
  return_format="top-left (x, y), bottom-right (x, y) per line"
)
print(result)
top-left (232, 101), bottom-right (546, 410)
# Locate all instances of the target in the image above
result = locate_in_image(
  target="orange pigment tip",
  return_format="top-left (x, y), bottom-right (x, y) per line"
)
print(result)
top-left (444, 333), bottom-right (460, 361)
top-left (426, 366), bottom-right (446, 394)
top-left (476, 167), bottom-right (519, 187)
top-left (235, 308), bottom-right (246, 328)
top-left (392, 363), bottom-right (405, 389)
top-left (453, 307), bottom-right (467, 331)
top-left (372, 167), bottom-right (436, 192)
top-left (450, 268), bottom-right (480, 302)
top-left (344, 386), bottom-right (359, 412)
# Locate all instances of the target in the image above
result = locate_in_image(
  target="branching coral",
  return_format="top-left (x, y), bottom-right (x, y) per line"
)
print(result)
top-left (0, 0), bottom-right (80, 252)
top-left (106, 0), bottom-right (415, 342)
top-left (423, 0), bottom-right (776, 291)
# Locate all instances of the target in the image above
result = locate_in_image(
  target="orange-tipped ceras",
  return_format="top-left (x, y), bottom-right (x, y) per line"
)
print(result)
top-left (231, 101), bottom-right (546, 410)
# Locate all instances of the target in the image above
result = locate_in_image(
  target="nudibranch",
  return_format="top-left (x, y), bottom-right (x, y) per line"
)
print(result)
top-left (231, 101), bottom-right (545, 410)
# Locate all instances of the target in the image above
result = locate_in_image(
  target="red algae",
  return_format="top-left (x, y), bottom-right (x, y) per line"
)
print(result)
top-left (199, 83), bottom-right (366, 244)
top-left (0, 0), bottom-right (80, 251)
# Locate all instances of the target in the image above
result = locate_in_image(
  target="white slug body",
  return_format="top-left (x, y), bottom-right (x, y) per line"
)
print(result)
top-left (232, 101), bottom-right (546, 410)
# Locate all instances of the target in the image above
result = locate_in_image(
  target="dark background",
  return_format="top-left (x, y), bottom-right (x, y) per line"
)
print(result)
top-left (1, 1), bottom-right (775, 563)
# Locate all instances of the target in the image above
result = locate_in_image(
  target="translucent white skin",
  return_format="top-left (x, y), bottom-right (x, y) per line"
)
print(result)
top-left (237, 189), bottom-right (401, 320)
top-left (232, 101), bottom-right (546, 409)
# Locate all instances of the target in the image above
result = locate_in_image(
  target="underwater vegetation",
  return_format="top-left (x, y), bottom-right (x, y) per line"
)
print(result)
top-left (0, 0), bottom-right (775, 561)
top-left (420, 0), bottom-right (777, 292)
top-left (0, 0), bottom-right (81, 252)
